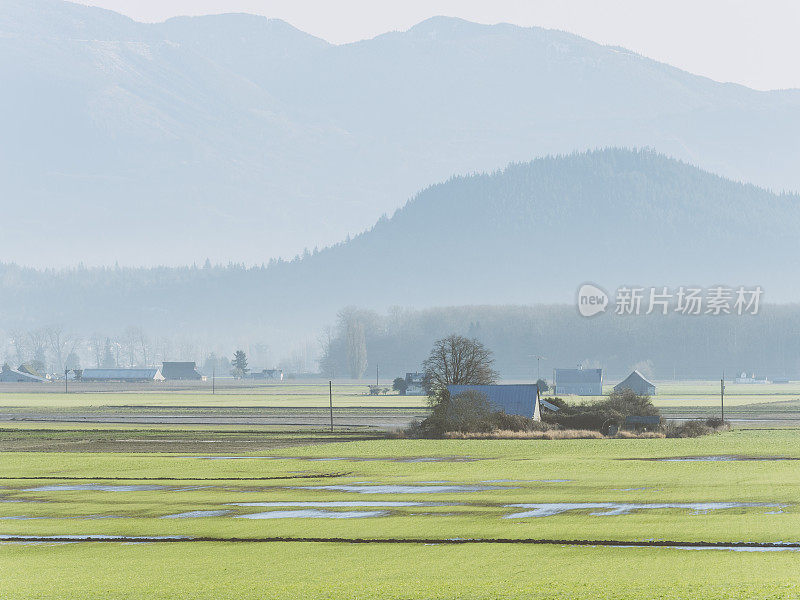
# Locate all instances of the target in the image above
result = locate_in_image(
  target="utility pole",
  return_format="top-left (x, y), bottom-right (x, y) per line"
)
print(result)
top-left (212, 367), bottom-right (215, 395)
top-left (329, 380), bottom-right (334, 432)
top-left (376, 364), bottom-right (379, 387)
top-left (64, 369), bottom-right (68, 394)
top-left (528, 355), bottom-right (546, 382)
top-left (721, 373), bottom-right (725, 422)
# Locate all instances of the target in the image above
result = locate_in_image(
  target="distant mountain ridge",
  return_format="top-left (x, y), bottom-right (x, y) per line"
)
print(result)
top-left (2, 0), bottom-right (800, 266)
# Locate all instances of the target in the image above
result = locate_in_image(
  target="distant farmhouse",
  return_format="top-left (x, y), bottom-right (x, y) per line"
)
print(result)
top-left (735, 372), bottom-right (769, 384)
top-left (404, 372), bottom-right (425, 395)
top-left (81, 368), bottom-right (165, 382)
top-left (614, 370), bottom-right (656, 395)
top-left (554, 368), bottom-right (603, 395)
top-left (0, 364), bottom-right (48, 383)
top-left (161, 362), bottom-right (203, 381)
top-left (247, 369), bottom-right (284, 381)
top-left (447, 384), bottom-right (558, 421)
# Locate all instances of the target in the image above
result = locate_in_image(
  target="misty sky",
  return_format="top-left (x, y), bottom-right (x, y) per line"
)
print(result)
top-left (76, 0), bottom-right (800, 91)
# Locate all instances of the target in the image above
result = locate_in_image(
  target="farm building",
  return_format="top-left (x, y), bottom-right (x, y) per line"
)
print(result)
top-left (248, 369), bottom-right (284, 381)
top-left (554, 368), bottom-right (603, 395)
top-left (161, 362), bottom-right (203, 380)
top-left (404, 372), bottom-right (425, 395)
top-left (613, 370), bottom-right (656, 395)
top-left (735, 372), bottom-right (769, 384)
top-left (0, 364), bottom-right (48, 383)
top-left (447, 384), bottom-right (556, 421)
top-left (81, 368), bottom-right (165, 382)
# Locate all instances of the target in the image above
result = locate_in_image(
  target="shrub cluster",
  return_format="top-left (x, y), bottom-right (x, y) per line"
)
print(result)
top-left (663, 418), bottom-right (731, 438)
top-left (543, 389), bottom-right (660, 434)
top-left (405, 388), bottom-right (728, 440)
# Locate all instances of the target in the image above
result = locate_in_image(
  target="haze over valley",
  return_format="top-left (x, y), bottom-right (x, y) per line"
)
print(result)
top-left (2, 0), bottom-right (800, 376)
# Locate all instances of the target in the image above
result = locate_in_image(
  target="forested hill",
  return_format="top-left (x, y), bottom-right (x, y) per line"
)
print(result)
top-left (320, 148), bottom-right (800, 300)
top-left (2, 149), bottom-right (800, 351)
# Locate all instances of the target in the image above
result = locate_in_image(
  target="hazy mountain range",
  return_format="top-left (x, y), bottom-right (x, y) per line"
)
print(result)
top-left (2, 0), bottom-right (800, 266)
top-left (3, 149), bottom-right (799, 354)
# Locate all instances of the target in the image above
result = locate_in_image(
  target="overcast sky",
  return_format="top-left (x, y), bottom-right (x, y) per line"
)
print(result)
top-left (76, 0), bottom-right (800, 91)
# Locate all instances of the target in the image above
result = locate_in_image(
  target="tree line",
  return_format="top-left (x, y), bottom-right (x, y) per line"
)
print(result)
top-left (318, 303), bottom-right (800, 381)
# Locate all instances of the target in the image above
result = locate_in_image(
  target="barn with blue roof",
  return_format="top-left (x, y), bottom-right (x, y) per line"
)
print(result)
top-left (447, 384), bottom-right (558, 422)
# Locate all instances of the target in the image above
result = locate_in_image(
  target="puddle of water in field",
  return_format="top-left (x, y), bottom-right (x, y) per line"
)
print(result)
top-left (23, 484), bottom-right (167, 492)
top-left (227, 501), bottom-right (447, 508)
top-left (397, 457), bottom-right (478, 463)
top-left (236, 509), bottom-right (388, 519)
top-left (0, 534), bottom-right (188, 541)
top-left (1, 535), bottom-right (797, 551)
top-left (0, 541), bottom-right (77, 546)
top-left (192, 456), bottom-right (478, 463)
top-left (648, 456), bottom-right (798, 462)
top-left (504, 502), bottom-right (784, 518)
top-left (161, 510), bottom-right (232, 519)
top-left (690, 546), bottom-right (800, 552)
top-left (482, 479), bottom-right (571, 484)
top-left (0, 514), bottom-right (127, 520)
top-left (606, 544), bottom-right (800, 553)
top-left (295, 484), bottom-right (504, 494)
top-left (193, 456), bottom-right (281, 460)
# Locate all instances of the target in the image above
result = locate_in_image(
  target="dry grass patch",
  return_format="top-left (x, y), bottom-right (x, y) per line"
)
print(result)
top-left (444, 429), bottom-right (604, 440)
top-left (612, 431), bottom-right (666, 439)
top-left (444, 429), bottom-right (667, 440)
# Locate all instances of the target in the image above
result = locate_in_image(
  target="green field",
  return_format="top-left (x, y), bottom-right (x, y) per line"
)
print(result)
top-left (1, 383), bottom-right (799, 598)
top-left (1, 430), bottom-right (800, 598)
top-left (1, 379), bottom-right (798, 409)
top-left (0, 382), bottom-right (428, 408)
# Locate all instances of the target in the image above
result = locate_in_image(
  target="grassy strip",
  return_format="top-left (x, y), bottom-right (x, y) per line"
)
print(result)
top-left (2, 542), bottom-right (799, 600)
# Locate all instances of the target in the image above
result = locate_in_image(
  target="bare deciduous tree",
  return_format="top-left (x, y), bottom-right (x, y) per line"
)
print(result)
top-left (8, 330), bottom-right (28, 366)
top-left (345, 320), bottom-right (367, 379)
top-left (27, 329), bottom-right (48, 373)
top-left (137, 329), bottom-right (151, 367)
top-left (46, 326), bottom-right (80, 373)
top-left (317, 325), bottom-right (336, 378)
top-left (122, 326), bottom-right (140, 367)
top-left (422, 334), bottom-right (498, 397)
top-left (89, 333), bottom-right (104, 368)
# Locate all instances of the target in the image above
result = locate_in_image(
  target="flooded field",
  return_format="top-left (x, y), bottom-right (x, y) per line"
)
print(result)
top-left (2, 425), bottom-right (800, 598)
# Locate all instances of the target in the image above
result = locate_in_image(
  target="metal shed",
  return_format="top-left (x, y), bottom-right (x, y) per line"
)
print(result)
top-left (613, 370), bottom-right (656, 395)
top-left (447, 384), bottom-right (542, 421)
top-left (81, 368), bottom-right (165, 382)
top-left (161, 362), bottom-right (203, 380)
top-left (554, 368), bottom-right (603, 395)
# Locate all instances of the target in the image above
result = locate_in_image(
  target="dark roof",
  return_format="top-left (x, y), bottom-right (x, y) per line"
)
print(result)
top-left (82, 368), bottom-right (162, 380)
top-left (555, 368), bottom-right (603, 384)
top-left (447, 384), bottom-right (540, 419)
top-left (17, 364), bottom-right (44, 378)
top-left (161, 362), bottom-right (202, 380)
top-left (0, 366), bottom-right (47, 383)
top-left (613, 370), bottom-right (655, 392)
top-left (539, 399), bottom-right (560, 412)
